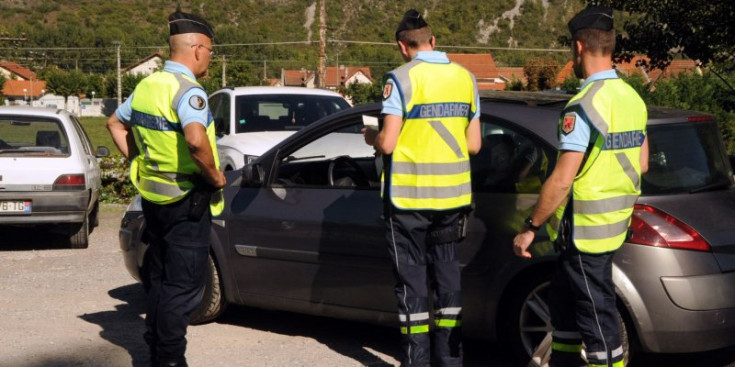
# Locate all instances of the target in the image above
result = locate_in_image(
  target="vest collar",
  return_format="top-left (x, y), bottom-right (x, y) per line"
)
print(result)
top-left (581, 69), bottom-right (618, 89)
top-left (163, 60), bottom-right (197, 81)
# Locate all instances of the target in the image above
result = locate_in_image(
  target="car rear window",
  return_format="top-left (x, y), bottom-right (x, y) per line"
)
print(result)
top-left (0, 116), bottom-right (70, 157)
top-left (235, 95), bottom-right (350, 133)
top-left (643, 121), bottom-right (732, 194)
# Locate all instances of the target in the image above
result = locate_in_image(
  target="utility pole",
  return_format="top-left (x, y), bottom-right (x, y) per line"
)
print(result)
top-left (113, 41), bottom-right (122, 106)
top-left (221, 55), bottom-right (226, 87)
top-left (263, 60), bottom-right (267, 85)
top-left (317, 0), bottom-right (327, 88)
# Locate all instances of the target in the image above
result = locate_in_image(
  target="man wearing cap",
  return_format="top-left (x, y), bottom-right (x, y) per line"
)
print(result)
top-left (106, 10), bottom-right (224, 367)
top-left (512, 6), bottom-right (648, 367)
top-left (363, 9), bottom-right (481, 367)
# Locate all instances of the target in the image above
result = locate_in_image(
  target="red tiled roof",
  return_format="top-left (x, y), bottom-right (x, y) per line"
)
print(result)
top-left (0, 61), bottom-right (37, 80)
top-left (447, 53), bottom-right (499, 79)
top-left (283, 69), bottom-right (312, 86)
top-left (555, 61), bottom-right (574, 84)
top-left (2, 79), bottom-right (47, 98)
top-left (556, 57), bottom-right (698, 84)
top-left (323, 66), bottom-right (373, 87)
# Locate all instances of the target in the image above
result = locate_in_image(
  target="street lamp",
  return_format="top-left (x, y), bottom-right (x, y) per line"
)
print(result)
top-left (91, 91), bottom-right (96, 101)
top-left (23, 88), bottom-right (27, 104)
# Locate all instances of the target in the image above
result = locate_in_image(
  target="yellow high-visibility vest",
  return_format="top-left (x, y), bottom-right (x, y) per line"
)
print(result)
top-left (547, 78), bottom-right (647, 253)
top-left (385, 59), bottom-right (478, 211)
top-left (129, 71), bottom-right (224, 216)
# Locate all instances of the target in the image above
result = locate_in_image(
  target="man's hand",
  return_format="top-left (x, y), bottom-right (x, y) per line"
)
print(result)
top-left (209, 170), bottom-right (227, 189)
top-left (513, 230), bottom-right (536, 258)
top-left (362, 127), bottom-right (378, 146)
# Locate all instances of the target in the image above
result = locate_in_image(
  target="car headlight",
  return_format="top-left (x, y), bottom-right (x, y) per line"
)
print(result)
top-left (244, 154), bottom-right (259, 165)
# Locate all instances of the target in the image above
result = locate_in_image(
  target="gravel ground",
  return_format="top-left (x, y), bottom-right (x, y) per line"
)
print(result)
top-left (1, 204), bottom-right (733, 367)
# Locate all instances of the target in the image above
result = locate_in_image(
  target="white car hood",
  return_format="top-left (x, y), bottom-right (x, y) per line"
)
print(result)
top-left (217, 131), bottom-right (296, 156)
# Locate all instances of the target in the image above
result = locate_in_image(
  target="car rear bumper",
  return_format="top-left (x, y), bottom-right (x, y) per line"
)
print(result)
top-left (615, 244), bottom-right (735, 353)
top-left (0, 191), bottom-right (88, 224)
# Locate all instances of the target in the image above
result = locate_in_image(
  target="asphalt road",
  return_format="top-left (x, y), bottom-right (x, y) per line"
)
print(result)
top-left (1, 204), bottom-right (734, 367)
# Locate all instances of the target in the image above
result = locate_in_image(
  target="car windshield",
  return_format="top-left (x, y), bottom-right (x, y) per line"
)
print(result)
top-left (0, 117), bottom-right (70, 157)
top-left (643, 121), bottom-right (732, 195)
top-left (235, 95), bottom-right (350, 133)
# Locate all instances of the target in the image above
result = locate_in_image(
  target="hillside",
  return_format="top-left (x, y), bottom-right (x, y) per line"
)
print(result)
top-left (0, 0), bottom-right (585, 85)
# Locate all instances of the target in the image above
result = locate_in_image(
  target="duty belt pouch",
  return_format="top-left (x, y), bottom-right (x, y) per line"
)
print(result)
top-left (188, 189), bottom-right (212, 221)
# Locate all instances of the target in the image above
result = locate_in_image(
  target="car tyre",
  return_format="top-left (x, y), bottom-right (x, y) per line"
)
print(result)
top-left (504, 273), bottom-right (631, 367)
top-left (190, 254), bottom-right (227, 324)
top-left (68, 215), bottom-right (90, 249)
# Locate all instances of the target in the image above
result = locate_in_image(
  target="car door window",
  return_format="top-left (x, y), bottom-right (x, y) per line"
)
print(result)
top-left (274, 117), bottom-right (378, 188)
top-left (471, 119), bottom-right (551, 193)
top-left (209, 93), bottom-right (230, 136)
top-left (70, 116), bottom-right (93, 155)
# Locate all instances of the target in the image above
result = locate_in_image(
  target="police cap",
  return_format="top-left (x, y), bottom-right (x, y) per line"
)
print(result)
top-left (568, 6), bottom-right (613, 35)
top-left (395, 9), bottom-right (429, 41)
top-left (168, 11), bottom-right (214, 40)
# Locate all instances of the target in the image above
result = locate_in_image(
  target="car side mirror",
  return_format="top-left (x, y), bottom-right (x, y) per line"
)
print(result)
top-left (96, 146), bottom-right (110, 158)
top-left (241, 163), bottom-right (264, 187)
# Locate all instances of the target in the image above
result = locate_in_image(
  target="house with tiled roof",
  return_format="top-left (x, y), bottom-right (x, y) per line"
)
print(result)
top-left (497, 67), bottom-right (527, 85)
top-left (2, 79), bottom-right (47, 104)
top-left (124, 52), bottom-right (164, 76)
top-left (0, 61), bottom-right (37, 81)
top-left (281, 66), bottom-right (373, 90)
top-left (447, 53), bottom-right (504, 91)
top-left (556, 57), bottom-right (699, 85)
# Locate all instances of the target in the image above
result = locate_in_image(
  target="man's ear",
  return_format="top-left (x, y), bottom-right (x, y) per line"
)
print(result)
top-left (575, 40), bottom-right (584, 56)
top-left (429, 36), bottom-right (436, 50)
top-left (397, 41), bottom-right (409, 58)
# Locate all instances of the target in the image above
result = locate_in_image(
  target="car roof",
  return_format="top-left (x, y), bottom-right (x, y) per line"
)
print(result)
top-left (215, 86), bottom-right (347, 98)
top-left (0, 106), bottom-right (71, 119)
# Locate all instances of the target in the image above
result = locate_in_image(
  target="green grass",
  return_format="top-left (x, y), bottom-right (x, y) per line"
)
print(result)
top-left (79, 117), bottom-right (119, 154)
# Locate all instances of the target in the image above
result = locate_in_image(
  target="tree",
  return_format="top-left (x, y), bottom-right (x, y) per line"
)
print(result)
top-left (589, 0), bottom-right (735, 71)
top-left (339, 82), bottom-right (382, 105)
top-left (524, 58), bottom-right (560, 91)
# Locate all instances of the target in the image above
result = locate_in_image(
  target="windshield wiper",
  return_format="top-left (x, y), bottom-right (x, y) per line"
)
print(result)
top-left (689, 178), bottom-right (733, 194)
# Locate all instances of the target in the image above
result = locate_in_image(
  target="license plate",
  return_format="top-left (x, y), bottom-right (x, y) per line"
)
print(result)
top-left (0, 200), bottom-right (32, 214)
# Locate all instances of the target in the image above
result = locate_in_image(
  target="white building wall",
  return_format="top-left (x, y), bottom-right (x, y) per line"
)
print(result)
top-left (126, 57), bottom-right (163, 76)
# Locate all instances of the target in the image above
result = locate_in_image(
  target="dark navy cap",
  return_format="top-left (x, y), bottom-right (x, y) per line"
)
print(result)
top-left (395, 9), bottom-right (429, 41)
top-left (168, 11), bottom-right (214, 39)
top-left (568, 6), bottom-right (614, 35)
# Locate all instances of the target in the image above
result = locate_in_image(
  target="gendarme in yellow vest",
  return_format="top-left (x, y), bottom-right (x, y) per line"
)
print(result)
top-left (129, 71), bottom-right (224, 216)
top-left (385, 59), bottom-right (477, 211)
top-left (547, 78), bottom-right (647, 253)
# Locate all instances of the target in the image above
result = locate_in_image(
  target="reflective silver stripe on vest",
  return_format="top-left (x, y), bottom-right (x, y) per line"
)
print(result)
top-left (137, 176), bottom-right (189, 198)
top-left (616, 152), bottom-right (640, 191)
top-left (428, 120), bottom-right (465, 159)
top-left (148, 171), bottom-right (193, 182)
top-left (392, 161), bottom-right (470, 176)
top-left (435, 307), bottom-right (462, 316)
top-left (388, 59), bottom-right (422, 111)
top-left (587, 350), bottom-right (608, 361)
top-left (573, 217), bottom-right (630, 240)
top-left (398, 312), bottom-right (430, 322)
top-left (573, 194), bottom-right (638, 214)
top-left (392, 182), bottom-right (472, 199)
top-left (171, 73), bottom-right (202, 112)
top-left (568, 82), bottom-right (608, 136)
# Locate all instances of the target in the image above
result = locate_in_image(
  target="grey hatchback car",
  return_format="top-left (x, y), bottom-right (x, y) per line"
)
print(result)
top-left (119, 92), bottom-right (735, 366)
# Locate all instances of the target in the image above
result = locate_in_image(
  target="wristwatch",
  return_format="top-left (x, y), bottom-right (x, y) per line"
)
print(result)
top-left (524, 216), bottom-right (541, 232)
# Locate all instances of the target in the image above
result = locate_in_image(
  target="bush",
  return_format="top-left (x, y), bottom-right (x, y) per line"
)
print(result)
top-left (99, 154), bottom-right (136, 203)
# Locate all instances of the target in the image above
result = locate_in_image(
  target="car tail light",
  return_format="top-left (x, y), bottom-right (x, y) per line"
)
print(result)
top-left (628, 204), bottom-right (711, 251)
top-left (687, 115), bottom-right (713, 123)
top-left (53, 174), bottom-right (85, 191)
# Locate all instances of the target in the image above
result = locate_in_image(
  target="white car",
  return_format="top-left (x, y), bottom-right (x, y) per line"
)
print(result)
top-left (0, 106), bottom-right (109, 248)
top-left (208, 86), bottom-right (351, 170)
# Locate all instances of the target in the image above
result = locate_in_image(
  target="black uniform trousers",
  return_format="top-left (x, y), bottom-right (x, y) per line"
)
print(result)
top-left (549, 245), bottom-right (624, 367)
top-left (142, 193), bottom-right (211, 364)
top-left (386, 210), bottom-right (463, 367)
